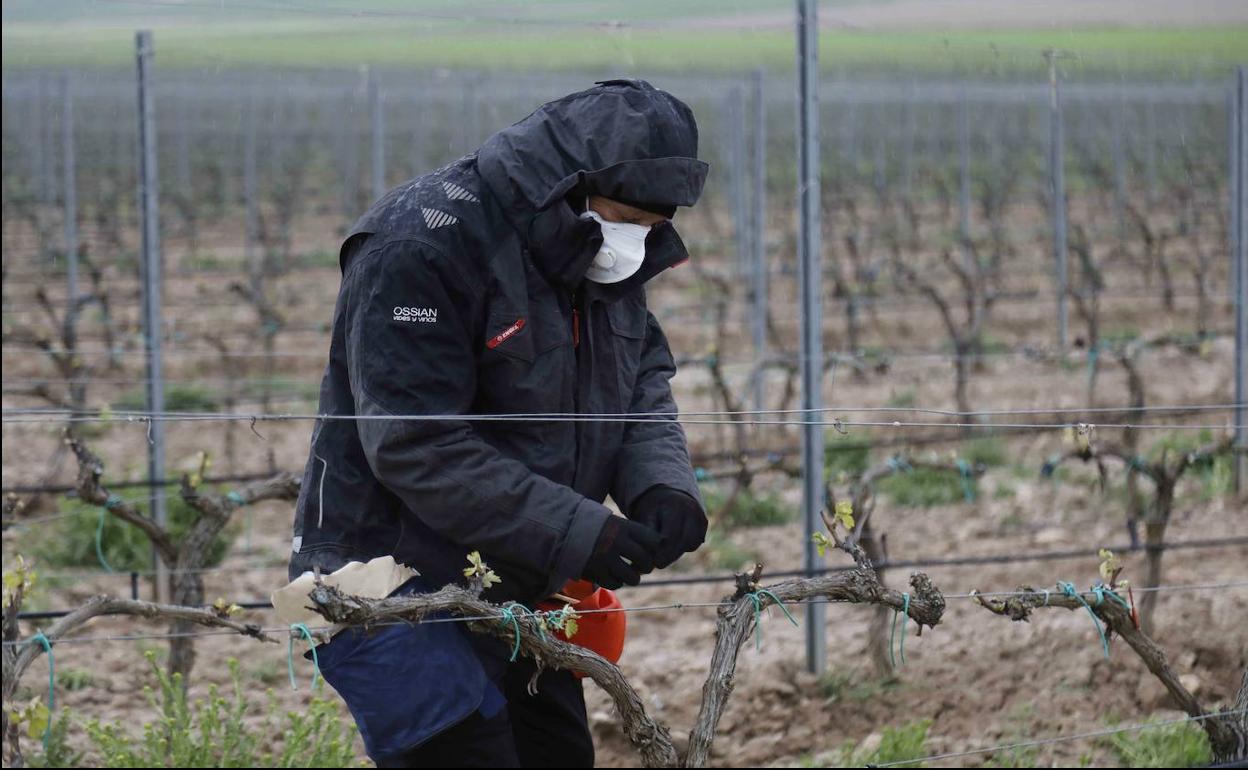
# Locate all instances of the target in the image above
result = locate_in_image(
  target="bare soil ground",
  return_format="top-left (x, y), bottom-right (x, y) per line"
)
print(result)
top-left (3, 192), bottom-right (1244, 767)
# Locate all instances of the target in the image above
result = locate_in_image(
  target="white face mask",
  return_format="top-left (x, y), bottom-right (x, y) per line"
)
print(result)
top-left (579, 208), bottom-right (651, 284)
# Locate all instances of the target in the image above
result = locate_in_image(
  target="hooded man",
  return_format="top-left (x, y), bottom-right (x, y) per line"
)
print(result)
top-left (285, 79), bottom-right (709, 767)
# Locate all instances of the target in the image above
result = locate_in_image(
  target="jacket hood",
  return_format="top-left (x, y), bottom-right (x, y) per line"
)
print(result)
top-left (478, 79), bottom-right (709, 288)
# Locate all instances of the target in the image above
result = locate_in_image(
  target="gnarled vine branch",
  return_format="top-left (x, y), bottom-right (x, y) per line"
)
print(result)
top-left (973, 585), bottom-right (1247, 763)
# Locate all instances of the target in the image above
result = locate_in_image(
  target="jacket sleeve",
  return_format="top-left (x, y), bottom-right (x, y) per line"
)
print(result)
top-left (344, 239), bottom-right (609, 595)
top-left (610, 311), bottom-right (702, 516)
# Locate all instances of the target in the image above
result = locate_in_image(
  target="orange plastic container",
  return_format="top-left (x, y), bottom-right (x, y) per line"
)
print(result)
top-left (537, 579), bottom-right (626, 676)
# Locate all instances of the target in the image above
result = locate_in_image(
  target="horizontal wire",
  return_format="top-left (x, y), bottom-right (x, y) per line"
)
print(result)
top-left (0, 295), bottom-right (1229, 344)
top-left (2, 416), bottom-right (1235, 430)
top-left (6, 578), bottom-right (1245, 646)
top-left (1, 334), bottom-right (1227, 364)
top-left (0, 487), bottom-right (259, 533)
top-left (0, 402), bottom-right (1237, 420)
top-left (4, 284), bottom-right (1231, 318)
top-left (0, 469), bottom-right (279, 497)
top-left (11, 531), bottom-right (1247, 585)
top-left (2, 376), bottom-right (324, 387)
top-left (942, 580), bottom-right (1248, 600)
top-left (635, 536), bottom-right (1248, 589)
top-left (2, 407), bottom-right (1241, 430)
top-left (1, 347), bottom-right (331, 360)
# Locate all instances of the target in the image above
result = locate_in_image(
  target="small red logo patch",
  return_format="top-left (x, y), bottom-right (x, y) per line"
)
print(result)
top-left (487, 318), bottom-right (526, 349)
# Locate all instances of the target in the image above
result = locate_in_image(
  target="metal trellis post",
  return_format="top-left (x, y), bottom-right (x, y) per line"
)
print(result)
top-left (62, 74), bottom-right (78, 357)
top-left (1113, 86), bottom-right (1127, 240)
top-left (751, 68), bottom-right (768, 412)
top-left (1232, 65), bottom-right (1246, 494)
top-left (958, 86), bottom-right (971, 253)
top-left (369, 68), bottom-right (385, 202)
top-left (136, 30), bottom-right (169, 603)
top-left (1047, 52), bottom-right (1069, 351)
top-left (244, 91), bottom-right (259, 276)
top-left (728, 84), bottom-right (749, 279)
top-left (796, 0), bottom-right (826, 675)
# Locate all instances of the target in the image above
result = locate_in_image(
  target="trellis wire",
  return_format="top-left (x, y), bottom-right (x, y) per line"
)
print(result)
top-left (2, 406), bottom-right (1241, 431)
top-left (3, 331), bottom-right (1231, 364)
top-left (6, 577), bottom-right (1246, 647)
top-left (11, 543), bottom-right (1247, 620)
top-left (10, 533), bottom-right (1244, 585)
top-left (1, 401), bottom-right (1239, 420)
top-left (1, 469), bottom-right (277, 496)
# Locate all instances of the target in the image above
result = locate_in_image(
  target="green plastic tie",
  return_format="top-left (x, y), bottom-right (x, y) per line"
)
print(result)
top-left (30, 632), bottom-right (54, 750)
top-left (1086, 344), bottom-right (1100, 390)
top-left (546, 604), bottom-right (581, 640)
top-left (1059, 581), bottom-right (1112, 659)
top-left (94, 505), bottom-right (116, 574)
top-left (745, 590), bottom-right (798, 651)
top-left (889, 592), bottom-right (911, 668)
top-left (225, 490), bottom-right (245, 506)
top-left (887, 455), bottom-right (913, 473)
top-left (956, 459), bottom-right (976, 502)
top-left (286, 623), bottom-right (320, 691)
top-left (1091, 584), bottom-right (1131, 612)
top-left (499, 603), bottom-right (524, 662)
top-left (510, 605), bottom-right (546, 642)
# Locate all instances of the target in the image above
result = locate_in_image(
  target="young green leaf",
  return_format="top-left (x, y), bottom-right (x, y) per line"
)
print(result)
top-left (811, 531), bottom-right (833, 558)
top-left (833, 500), bottom-right (855, 530)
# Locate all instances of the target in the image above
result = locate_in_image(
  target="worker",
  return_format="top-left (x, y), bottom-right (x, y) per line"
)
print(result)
top-left (284, 79), bottom-right (709, 767)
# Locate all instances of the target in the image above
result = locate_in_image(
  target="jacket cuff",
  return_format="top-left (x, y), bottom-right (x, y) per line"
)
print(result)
top-left (622, 471), bottom-right (703, 517)
top-left (546, 498), bottom-right (612, 597)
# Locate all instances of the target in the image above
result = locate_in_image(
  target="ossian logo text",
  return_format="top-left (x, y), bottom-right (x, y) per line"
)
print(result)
top-left (393, 306), bottom-right (438, 323)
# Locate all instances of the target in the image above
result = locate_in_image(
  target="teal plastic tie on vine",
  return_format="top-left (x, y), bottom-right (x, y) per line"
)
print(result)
top-left (694, 467), bottom-right (708, 481)
top-left (1086, 344), bottom-right (1100, 389)
top-left (887, 455), bottom-right (913, 473)
top-left (225, 490), bottom-right (245, 505)
top-left (1091, 584), bottom-right (1131, 612)
top-left (551, 605), bottom-right (575, 636)
top-left (499, 603), bottom-right (523, 661)
top-left (745, 590), bottom-right (798, 651)
top-left (93, 505), bottom-right (116, 574)
top-left (956, 459), bottom-right (976, 502)
top-left (509, 604), bottom-right (546, 643)
top-left (1059, 581), bottom-right (1111, 659)
top-left (899, 592), bottom-right (911, 664)
top-left (889, 592), bottom-right (911, 668)
top-left (286, 623), bottom-right (320, 691)
top-left (30, 632), bottom-right (54, 750)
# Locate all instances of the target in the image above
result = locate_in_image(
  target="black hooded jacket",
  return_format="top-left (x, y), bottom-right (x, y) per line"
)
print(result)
top-left (288, 80), bottom-right (710, 603)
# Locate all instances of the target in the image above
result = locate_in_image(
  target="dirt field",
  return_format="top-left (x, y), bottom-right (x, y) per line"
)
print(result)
top-left (3, 187), bottom-right (1245, 766)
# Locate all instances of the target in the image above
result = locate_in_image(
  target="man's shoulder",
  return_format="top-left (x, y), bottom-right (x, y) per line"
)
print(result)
top-left (345, 156), bottom-right (498, 254)
top-left (339, 157), bottom-right (516, 283)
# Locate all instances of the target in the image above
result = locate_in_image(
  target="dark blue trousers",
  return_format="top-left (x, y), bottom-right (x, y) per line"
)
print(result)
top-left (375, 637), bottom-right (594, 768)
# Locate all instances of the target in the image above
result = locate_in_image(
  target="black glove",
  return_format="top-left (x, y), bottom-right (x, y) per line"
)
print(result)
top-left (629, 487), bottom-right (708, 569)
top-left (580, 516), bottom-right (663, 589)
